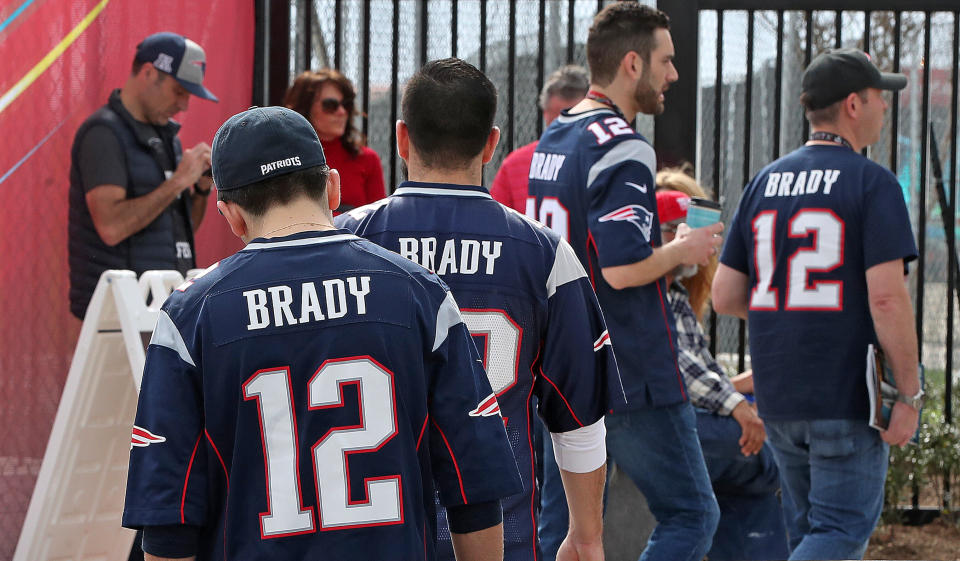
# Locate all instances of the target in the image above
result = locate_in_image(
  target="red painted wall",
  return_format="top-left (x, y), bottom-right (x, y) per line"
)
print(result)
top-left (0, 0), bottom-right (253, 552)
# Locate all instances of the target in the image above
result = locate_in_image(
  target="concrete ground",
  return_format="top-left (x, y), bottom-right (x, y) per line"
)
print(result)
top-left (603, 462), bottom-right (656, 561)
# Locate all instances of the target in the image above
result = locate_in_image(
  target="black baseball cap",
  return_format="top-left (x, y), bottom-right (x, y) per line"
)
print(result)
top-left (135, 32), bottom-right (218, 102)
top-left (212, 107), bottom-right (327, 192)
top-left (801, 48), bottom-right (906, 109)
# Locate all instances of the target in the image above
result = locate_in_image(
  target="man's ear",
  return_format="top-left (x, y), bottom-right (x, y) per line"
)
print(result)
top-left (481, 126), bottom-right (501, 165)
top-left (396, 120), bottom-right (410, 162)
top-left (621, 51), bottom-right (644, 81)
top-left (216, 200), bottom-right (249, 241)
top-left (327, 168), bottom-right (341, 212)
top-left (843, 91), bottom-right (862, 119)
top-left (138, 62), bottom-right (156, 82)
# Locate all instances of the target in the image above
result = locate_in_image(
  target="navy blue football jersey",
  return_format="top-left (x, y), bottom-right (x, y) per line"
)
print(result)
top-left (720, 145), bottom-right (918, 421)
top-left (336, 182), bottom-right (624, 561)
top-left (527, 107), bottom-right (687, 409)
top-left (122, 229), bottom-right (522, 561)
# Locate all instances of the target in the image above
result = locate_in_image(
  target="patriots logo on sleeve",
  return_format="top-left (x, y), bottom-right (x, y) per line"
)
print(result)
top-left (131, 425), bottom-right (167, 449)
top-left (599, 205), bottom-right (654, 241)
top-left (593, 330), bottom-right (612, 351)
top-left (468, 392), bottom-right (502, 417)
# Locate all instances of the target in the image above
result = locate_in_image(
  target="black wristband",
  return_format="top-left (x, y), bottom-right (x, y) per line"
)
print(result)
top-left (446, 499), bottom-right (502, 534)
top-left (194, 184), bottom-right (211, 196)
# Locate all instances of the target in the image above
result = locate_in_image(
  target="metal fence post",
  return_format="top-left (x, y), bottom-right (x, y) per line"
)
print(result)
top-left (656, 0), bottom-right (700, 169)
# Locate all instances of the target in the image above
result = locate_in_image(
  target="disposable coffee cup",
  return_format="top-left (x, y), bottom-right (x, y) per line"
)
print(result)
top-left (685, 197), bottom-right (722, 229)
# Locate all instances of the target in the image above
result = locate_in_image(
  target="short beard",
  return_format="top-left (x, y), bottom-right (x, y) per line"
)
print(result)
top-left (634, 67), bottom-right (663, 115)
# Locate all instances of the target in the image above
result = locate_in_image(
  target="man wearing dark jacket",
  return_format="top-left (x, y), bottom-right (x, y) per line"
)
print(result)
top-left (68, 32), bottom-right (218, 318)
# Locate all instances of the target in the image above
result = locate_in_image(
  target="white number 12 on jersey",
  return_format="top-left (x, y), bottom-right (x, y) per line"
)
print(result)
top-left (751, 209), bottom-right (844, 311)
top-left (243, 357), bottom-right (402, 538)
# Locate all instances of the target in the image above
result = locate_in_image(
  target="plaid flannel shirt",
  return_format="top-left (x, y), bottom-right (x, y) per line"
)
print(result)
top-left (668, 281), bottom-right (745, 415)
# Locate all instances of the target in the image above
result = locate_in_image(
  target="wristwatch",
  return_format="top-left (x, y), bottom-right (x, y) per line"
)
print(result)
top-left (896, 388), bottom-right (925, 410)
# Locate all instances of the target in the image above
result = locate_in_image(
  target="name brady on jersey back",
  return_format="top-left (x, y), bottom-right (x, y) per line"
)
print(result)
top-left (243, 275), bottom-right (371, 330)
top-left (763, 168), bottom-right (841, 198)
top-left (398, 237), bottom-right (503, 275)
top-left (529, 152), bottom-right (567, 182)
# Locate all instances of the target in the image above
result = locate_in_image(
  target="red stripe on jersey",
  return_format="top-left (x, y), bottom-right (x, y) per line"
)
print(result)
top-left (593, 330), bottom-right (611, 351)
top-left (181, 434), bottom-right (203, 523)
top-left (416, 415), bottom-right (429, 450)
top-left (431, 419), bottom-right (468, 504)
top-left (586, 233), bottom-right (599, 290)
top-left (538, 369), bottom-right (585, 428)
top-left (205, 430), bottom-right (230, 561)
top-left (655, 280), bottom-right (686, 400)
top-left (205, 429), bottom-right (230, 485)
top-left (524, 378), bottom-right (540, 561)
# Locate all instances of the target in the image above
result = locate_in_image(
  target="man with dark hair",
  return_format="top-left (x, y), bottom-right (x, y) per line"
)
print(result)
top-left (122, 106), bottom-right (522, 561)
top-left (68, 32), bottom-right (218, 319)
top-left (491, 65), bottom-right (589, 213)
top-left (713, 48), bottom-right (920, 560)
top-left (527, 3), bottom-right (723, 561)
top-left (338, 58), bottom-right (621, 561)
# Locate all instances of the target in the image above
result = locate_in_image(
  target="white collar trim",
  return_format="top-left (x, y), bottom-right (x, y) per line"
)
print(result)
top-left (393, 186), bottom-right (492, 199)
top-left (243, 233), bottom-right (358, 251)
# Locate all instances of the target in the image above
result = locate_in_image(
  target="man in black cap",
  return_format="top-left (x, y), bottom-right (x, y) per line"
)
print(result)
top-left (713, 48), bottom-right (921, 559)
top-left (122, 106), bottom-right (521, 561)
top-left (68, 32), bottom-right (219, 319)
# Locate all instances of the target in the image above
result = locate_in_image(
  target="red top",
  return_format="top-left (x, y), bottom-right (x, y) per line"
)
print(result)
top-left (490, 141), bottom-right (538, 213)
top-left (321, 138), bottom-right (386, 211)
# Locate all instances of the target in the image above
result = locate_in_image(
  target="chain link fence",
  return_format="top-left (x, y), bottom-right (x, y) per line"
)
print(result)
top-left (289, 1), bottom-right (958, 414)
top-left (293, 0), bottom-right (631, 190)
top-left (698, 9), bottom-right (960, 409)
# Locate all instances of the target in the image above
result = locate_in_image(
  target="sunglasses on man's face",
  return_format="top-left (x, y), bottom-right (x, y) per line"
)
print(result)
top-left (319, 98), bottom-right (352, 114)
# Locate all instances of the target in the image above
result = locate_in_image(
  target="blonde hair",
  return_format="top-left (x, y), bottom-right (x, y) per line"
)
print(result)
top-left (655, 167), bottom-right (718, 321)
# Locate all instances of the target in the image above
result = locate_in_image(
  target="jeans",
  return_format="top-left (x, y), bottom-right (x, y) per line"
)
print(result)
top-left (695, 409), bottom-right (788, 561)
top-left (765, 419), bottom-right (889, 560)
top-left (537, 418), bottom-right (569, 561)
top-left (605, 401), bottom-right (720, 561)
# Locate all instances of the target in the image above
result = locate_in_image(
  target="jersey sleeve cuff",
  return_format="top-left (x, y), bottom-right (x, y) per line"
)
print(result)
top-left (141, 524), bottom-right (201, 558)
top-left (446, 499), bottom-right (503, 534)
top-left (550, 418), bottom-right (607, 473)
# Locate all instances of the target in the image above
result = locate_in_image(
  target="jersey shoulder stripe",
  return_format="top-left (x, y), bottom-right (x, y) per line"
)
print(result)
top-left (547, 239), bottom-right (588, 297)
top-left (150, 310), bottom-right (196, 366)
top-left (586, 138), bottom-right (656, 188)
top-left (433, 291), bottom-right (465, 351)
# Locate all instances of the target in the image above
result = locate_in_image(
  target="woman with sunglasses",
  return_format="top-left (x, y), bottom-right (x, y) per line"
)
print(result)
top-left (284, 69), bottom-right (385, 212)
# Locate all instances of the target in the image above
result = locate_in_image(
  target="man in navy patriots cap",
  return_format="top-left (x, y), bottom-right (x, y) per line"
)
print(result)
top-left (713, 48), bottom-right (918, 559)
top-left (122, 105), bottom-right (521, 561)
top-left (68, 32), bottom-right (219, 319)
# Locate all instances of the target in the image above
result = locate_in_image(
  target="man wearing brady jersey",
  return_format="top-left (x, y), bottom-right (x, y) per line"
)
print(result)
top-left (122, 106), bottom-right (522, 561)
top-left (527, 4), bottom-right (722, 561)
top-left (337, 58), bottom-right (622, 561)
top-left (713, 49), bottom-right (921, 560)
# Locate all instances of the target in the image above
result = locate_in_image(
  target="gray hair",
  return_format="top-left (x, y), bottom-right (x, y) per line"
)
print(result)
top-left (539, 65), bottom-right (590, 109)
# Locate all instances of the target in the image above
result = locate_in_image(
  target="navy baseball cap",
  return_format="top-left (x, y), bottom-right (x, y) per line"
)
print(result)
top-left (801, 48), bottom-right (906, 109)
top-left (135, 32), bottom-right (218, 102)
top-left (212, 107), bottom-right (327, 192)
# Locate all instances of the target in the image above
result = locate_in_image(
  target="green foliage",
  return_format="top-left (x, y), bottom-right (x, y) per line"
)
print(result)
top-left (883, 370), bottom-right (960, 524)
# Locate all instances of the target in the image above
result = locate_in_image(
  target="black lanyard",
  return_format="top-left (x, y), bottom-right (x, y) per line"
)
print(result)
top-left (809, 131), bottom-right (853, 151)
top-left (586, 90), bottom-right (625, 119)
